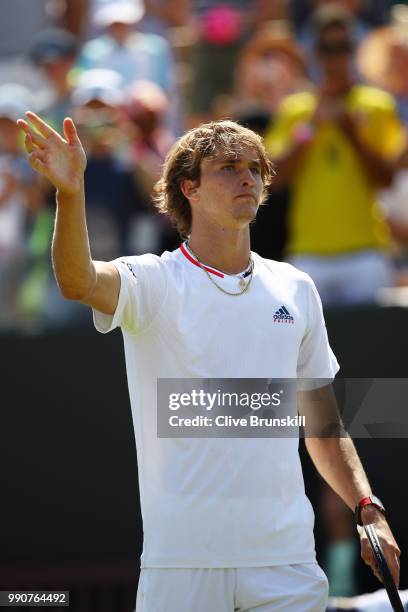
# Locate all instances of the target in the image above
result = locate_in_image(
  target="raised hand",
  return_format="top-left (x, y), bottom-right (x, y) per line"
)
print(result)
top-left (17, 112), bottom-right (87, 197)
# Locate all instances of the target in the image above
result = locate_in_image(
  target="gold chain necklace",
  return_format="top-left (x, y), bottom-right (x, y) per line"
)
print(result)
top-left (186, 241), bottom-right (254, 297)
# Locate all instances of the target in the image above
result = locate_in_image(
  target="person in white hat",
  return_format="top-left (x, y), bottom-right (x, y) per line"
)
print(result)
top-left (78, 0), bottom-right (174, 95)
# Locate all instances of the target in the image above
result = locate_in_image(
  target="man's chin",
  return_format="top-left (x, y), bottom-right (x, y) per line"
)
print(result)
top-left (233, 204), bottom-right (258, 225)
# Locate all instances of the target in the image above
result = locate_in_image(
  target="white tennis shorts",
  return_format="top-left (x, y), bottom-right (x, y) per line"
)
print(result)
top-left (135, 563), bottom-right (329, 611)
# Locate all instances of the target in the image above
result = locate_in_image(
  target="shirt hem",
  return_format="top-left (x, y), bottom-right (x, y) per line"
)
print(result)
top-left (140, 553), bottom-right (317, 569)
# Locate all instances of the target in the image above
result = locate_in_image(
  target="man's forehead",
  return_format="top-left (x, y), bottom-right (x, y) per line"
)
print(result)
top-left (203, 147), bottom-right (261, 166)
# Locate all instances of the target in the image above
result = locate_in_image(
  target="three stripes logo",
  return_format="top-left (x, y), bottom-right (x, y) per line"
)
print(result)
top-left (273, 305), bottom-right (294, 324)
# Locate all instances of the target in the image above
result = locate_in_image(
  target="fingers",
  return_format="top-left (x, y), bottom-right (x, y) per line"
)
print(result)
top-left (360, 532), bottom-right (383, 582)
top-left (63, 117), bottom-right (80, 146)
top-left (17, 116), bottom-right (48, 175)
top-left (384, 550), bottom-right (401, 588)
top-left (25, 111), bottom-right (58, 139)
top-left (24, 133), bottom-right (34, 154)
top-left (381, 538), bottom-right (401, 588)
top-left (361, 542), bottom-right (376, 571)
top-left (26, 142), bottom-right (48, 173)
top-left (394, 553), bottom-right (401, 588)
top-left (361, 534), bottom-right (401, 587)
top-left (18, 120), bottom-right (47, 150)
top-left (28, 152), bottom-right (46, 173)
top-left (362, 547), bottom-right (383, 583)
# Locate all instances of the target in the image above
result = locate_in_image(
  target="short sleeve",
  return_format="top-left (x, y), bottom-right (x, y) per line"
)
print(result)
top-left (264, 92), bottom-right (316, 159)
top-left (297, 275), bottom-right (340, 381)
top-left (381, 107), bottom-right (406, 159)
top-left (264, 111), bottom-right (294, 159)
top-left (93, 254), bottom-right (167, 335)
top-left (358, 95), bottom-right (406, 160)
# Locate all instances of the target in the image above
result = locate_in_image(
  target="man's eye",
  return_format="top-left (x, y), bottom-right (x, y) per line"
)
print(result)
top-left (251, 166), bottom-right (261, 174)
top-left (221, 165), bottom-right (235, 172)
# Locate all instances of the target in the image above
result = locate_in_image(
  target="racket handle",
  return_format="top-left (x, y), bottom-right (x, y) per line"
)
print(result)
top-left (364, 523), bottom-right (404, 612)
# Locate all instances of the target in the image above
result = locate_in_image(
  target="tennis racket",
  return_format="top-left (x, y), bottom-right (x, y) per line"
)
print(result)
top-left (364, 523), bottom-right (404, 612)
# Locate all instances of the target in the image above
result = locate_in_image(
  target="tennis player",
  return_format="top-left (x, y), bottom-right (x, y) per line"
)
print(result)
top-left (18, 113), bottom-right (400, 611)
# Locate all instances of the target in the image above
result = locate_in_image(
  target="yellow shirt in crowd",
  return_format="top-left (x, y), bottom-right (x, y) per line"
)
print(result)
top-left (265, 86), bottom-right (406, 255)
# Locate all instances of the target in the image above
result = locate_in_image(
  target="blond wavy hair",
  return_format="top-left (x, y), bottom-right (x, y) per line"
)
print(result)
top-left (153, 120), bottom-right (274, 238)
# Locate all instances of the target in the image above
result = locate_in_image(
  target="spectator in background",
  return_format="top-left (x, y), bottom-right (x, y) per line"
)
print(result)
top-left (71, 70), bottom-right (144, 261)
top-left (356, 4), bottom-right (408, 123)
top-left (378, 153), bottom-right (408, 288)
top-left (79, 1), bottom-right (174, 94)
top-left (29, 28), bottom-right (80, 131)
top-left (232, 27), bottom-right (308, 263)
top-left (0, 89), bottom-right (42, 329)
top-left (235, 20), bottom-right (309, 115)
top-left (124, 80), bottom-right (173, 197)
top-left (189, 0), bottom-right (289, 124)
top-left (291, 0), bottom-right (388, 33)
top-left (265, 5), bottom-right (406, 306)
top-left (298, 0), bottom-right (372, 45)
top-left (122, 80), bottom-right (179, 253)
top-left (296, 0), bottom-right (372, 83)
top-left (137, 0), bottom-right (191, 134)
top-left (79, 0), bottom-right (182, 132)
top-left (356, 5), bottom-right (408, 287)
top-left (139, 0), bottom-right (191, 37)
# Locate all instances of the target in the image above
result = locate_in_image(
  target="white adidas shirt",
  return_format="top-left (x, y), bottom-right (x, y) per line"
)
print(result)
top-left (93, 245), bottom-right (339, 568)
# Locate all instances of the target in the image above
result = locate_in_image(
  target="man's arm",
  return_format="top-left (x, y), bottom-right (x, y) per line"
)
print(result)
top-left (52, 187), bottom-right (120, 313)
top-left (275, 113), bottom-right (394, 189)
top-left (298, 385), bottom-right (401, 586)
top-left (271, 140), bottom-right (309, 187)
top-left (17, 112), bottom-right (120, 315)
top-left (336, 112), bottom-right (394, 188)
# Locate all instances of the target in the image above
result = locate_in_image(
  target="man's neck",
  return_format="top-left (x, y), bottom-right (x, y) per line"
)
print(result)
top-left (187, 227), bottom-right (251, 275)
top-left (322, 75), bottom-right (354, 96)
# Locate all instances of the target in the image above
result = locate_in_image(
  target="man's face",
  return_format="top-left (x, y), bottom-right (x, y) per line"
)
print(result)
top-left (317, 25), bottom-right (353, 75)
top-left (0, 117), bottom-right (20, 151)
top-left (186, 146), bottom-right (264, 231)
top-left (107, 22), bottom-right (132, 42)
top-left (41, 56), bottom-right (75, 85)
top-left (314, 0), bottom-right (361, 15)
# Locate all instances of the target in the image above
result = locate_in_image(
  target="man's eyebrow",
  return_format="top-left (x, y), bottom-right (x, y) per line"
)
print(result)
top-left (211, 156), bottom-right (239, 164)
top-left (213, 156), bottom-right (262, 165)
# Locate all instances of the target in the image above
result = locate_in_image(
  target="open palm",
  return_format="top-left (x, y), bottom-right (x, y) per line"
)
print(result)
top-left (18, 112), bottom-right (87, 196)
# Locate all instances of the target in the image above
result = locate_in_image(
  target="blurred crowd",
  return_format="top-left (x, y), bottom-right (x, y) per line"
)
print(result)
top-left (2, 0), bottom-right (408, 330)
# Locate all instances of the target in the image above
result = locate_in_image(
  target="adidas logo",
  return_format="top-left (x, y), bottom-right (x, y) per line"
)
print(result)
top-left (122, 261), bottom-right (137, 279)
top-left (273, 305), bottom-right (294, 324)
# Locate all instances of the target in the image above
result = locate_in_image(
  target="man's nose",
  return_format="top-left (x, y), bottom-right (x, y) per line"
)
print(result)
top-left (241, 167), bottom-right (256, 187)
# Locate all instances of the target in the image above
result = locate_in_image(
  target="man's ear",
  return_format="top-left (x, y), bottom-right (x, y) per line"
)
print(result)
top-left (180, 179), bottom-right (199, 201)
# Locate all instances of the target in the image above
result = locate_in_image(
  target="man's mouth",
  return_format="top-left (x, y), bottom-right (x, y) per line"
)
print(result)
top-left (235, 193), bottom-right (257, 202)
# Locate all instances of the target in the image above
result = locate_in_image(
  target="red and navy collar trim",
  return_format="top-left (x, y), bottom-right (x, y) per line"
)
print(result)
top-left (180, 243), bottom-right (224, 278)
